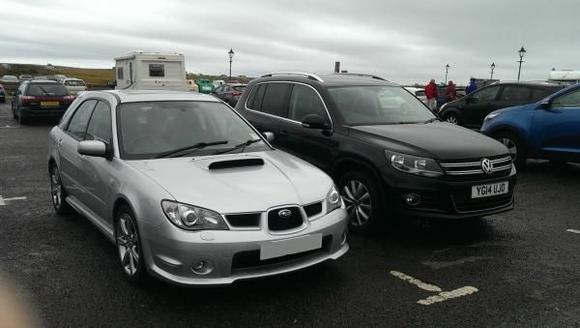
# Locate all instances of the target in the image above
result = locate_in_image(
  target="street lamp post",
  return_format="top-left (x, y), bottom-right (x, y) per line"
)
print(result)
top-left (490, 62), bottom-right (496, 79)
top-left (444, 64), bottom-right (450, 83)
top-left (228, 48), bottom-right (234, 82)
top-left (517, 46), bottom-right (526, 81)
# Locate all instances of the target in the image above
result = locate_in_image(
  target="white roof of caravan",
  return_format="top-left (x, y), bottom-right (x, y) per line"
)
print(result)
top-left (549, 70), bottom-right (580, 80)
top-left (114, 51), bottom-right (184, 61)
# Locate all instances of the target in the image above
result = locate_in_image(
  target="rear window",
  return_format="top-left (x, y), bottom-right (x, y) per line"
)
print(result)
top-left (149, 64), bottom-right (165, 77)
top-left (232, 86), bottom-right (246, 92)
top-left (26, 83), bottom-right (68, 96)
top-left (65, 80), bottom-right (85, 86)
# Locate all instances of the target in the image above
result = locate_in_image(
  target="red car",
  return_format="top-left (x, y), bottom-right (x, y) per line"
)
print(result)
top-left (11, 80), bottom-right (75, 124)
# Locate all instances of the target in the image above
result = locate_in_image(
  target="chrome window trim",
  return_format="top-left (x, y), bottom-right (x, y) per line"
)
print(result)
top-left (244, 81), bottom-right (334, 130)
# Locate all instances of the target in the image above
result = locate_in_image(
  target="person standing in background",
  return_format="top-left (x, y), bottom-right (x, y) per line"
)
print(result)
top-left (446, 80), bottom-right (457, 102)
top-left (425, 79), bottom-right (438, 111)
top-left (466, 78), bottom-right (477, 94)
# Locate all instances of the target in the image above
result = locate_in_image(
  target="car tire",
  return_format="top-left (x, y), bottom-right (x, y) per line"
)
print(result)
top-left (338, 170), bottom-right (384, 233)
top-left (494, 131), bottom-right (526, 168)
top-left (115, 205), bottom-right (147, 284)
top-left (49, 164), bottom-right (73, 215)
top-left (17, 109), bottom-right (27, 125)
top-left (443, 112), bottom-right (461, 125)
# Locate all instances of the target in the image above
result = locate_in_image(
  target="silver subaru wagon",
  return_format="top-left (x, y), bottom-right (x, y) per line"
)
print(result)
top-left (47, 90), bottom-right (349, 285)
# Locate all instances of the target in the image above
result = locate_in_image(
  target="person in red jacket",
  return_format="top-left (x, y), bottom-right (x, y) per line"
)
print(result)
top-left (446, 80), bottom-right (457, 102)
top-left (425, 79), bottom-right (438, 111)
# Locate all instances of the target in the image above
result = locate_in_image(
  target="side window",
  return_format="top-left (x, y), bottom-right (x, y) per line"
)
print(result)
top-left (85, 101), bottom-right (112, 143)
top-left (66, 100), bottom-right (97, 140)
top-left (471, 85), bottom-right (500, 102)
top-left (288, 84), bottom-right (327, 122)
top-left (117, 67), bottom-right (124, 80)
top-left (149, 64), bottom-right (165, 77)
top-left (247, 84), bottom-right (266, 110)
top-left (261, 83), bottom-right (291, 117)
top-left (552, 89), bottom-right (580, 108)
top-left (498, 86), bottom-right (531, 102)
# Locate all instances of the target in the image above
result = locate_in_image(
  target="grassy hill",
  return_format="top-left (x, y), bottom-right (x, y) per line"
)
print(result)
top-left (0, 63), bottom-right (114, 88)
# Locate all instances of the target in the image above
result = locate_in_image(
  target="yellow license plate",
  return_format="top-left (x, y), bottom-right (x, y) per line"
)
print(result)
top-left (41, 101), bottom-right (59, 107)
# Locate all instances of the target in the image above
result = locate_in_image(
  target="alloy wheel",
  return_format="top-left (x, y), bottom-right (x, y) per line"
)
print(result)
top-left (500, 137), bottom-right (517, 161)
top-left (342, 180), bottom-right (372, 227)
top-left (50, 168), bottom-right (63, 209)
top-left (445, 114), bottom-right (458, 124)
top-left (116, 214), bottom-right (140, 276)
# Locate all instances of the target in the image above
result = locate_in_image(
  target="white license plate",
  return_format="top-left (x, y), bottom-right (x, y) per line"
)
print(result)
top-left (471, 181), bottom-right (509, 199)
top-left (260, 233), bottom-right (322, 260)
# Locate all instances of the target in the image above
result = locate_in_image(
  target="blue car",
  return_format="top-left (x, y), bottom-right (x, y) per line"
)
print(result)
top-left (481, 83), bottom-right (580, 167)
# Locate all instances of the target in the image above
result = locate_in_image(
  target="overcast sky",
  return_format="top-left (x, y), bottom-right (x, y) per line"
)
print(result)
top-left (1, 0), bottom-right (579, 84)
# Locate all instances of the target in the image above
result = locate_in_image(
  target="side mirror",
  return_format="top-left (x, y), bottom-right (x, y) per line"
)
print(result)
top-left (262, 131), bottom-right (275, 142)
top-left (78, 140), bottom-right (108, 158)
top-left (540, 98), bottom-right (552, 109)
top-left (301, 114), bottom-right (330, 130)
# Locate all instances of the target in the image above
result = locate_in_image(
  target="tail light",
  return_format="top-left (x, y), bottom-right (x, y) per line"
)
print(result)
top-left (63, 95), bottom-right (75, 102)
top-left (231, 91), bottom-right (242, 96)
top-left (20, 96), bottom-right (36, 105)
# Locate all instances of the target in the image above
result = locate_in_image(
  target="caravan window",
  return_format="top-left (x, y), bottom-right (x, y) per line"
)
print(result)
top-left (117, 67), bottom-right (124, 80)
top-left (149, 64), bottom-right (165, 77)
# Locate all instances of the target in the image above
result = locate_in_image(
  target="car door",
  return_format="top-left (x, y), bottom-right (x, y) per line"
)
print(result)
top-left (80, 100), bottom-right (114, 221)
top-left (276, 83), bottom-right (336, 169)
top-left (463, 85), bottom-right (501, 126)
top-left (58, 99), bottom-right (98, 203)
top-left (243, 82), bottom-right (290, 137)
top-left (531, 88), bottom-right (580, 161)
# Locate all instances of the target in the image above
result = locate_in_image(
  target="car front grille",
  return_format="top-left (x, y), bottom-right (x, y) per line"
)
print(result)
top-left (452, 194), bottom-right (513, 213)
top-left (303, 202), bottom-right (323, 217)
top-left (439, 155), bottom-right (512, 180)
top-left (225, 213), bottom-right (261, 228)
top-left (268, 206), bottom-right (303, 231)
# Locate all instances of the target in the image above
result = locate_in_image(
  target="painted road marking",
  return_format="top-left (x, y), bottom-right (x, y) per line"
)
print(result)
top-left (417, 286), bottom-right (479, 306)
top-left (0, 195), bottom-right (27, 206)
top-left (566, 229), bottom-right (580, 234)
top-left (422, 256), bottom-right (494, 269)
top-left (390, 271), bottom-right (442, 292)
top-left (390, 270), bottom-right (478, 305)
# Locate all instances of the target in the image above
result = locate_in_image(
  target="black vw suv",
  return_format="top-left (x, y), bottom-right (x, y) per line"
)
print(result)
top-left (236, 72), bottom-right (516, 232)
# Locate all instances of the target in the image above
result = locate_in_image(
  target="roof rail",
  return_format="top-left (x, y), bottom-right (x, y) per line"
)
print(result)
top-left (336, 73), bottom-right (388, 81)
top-left (260, 72), bottom-right (324, 82)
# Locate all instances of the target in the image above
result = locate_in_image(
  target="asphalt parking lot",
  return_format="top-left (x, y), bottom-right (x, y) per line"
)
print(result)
top-left (1, 102), bottom-right (579, 327)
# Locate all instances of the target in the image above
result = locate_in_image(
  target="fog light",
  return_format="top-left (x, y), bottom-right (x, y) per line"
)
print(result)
top-left (404, 193), bottom-right (421, 206)
top-left (191, 260), bottom-right (213, 275)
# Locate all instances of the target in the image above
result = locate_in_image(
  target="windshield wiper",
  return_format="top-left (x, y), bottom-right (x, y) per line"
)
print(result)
top-left (423, 117), bottom-right (439, 124)
top-left (155, 141), bottom-right (228, 158)
top-left (215, 139), bottom-right (262, 154)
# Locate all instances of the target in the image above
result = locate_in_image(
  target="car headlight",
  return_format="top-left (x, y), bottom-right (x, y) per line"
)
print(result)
top-left (484, 111), bottom-right (501, 121)
top-left (161, 200), bottom-right (228, 231)
top-left (326, 185), bottom-right (342, 214)
top-left (386, 151), bottom-right (444, 178)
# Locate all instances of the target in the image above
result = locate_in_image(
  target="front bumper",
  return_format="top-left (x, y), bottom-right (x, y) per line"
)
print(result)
top-left (141, 208), bottom-right (349, 286)
top-left (381, 165), bottom-right (517, 219)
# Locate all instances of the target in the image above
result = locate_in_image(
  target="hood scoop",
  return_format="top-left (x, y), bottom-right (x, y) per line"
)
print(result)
top-left (208, 158), bottom-right (265, 170)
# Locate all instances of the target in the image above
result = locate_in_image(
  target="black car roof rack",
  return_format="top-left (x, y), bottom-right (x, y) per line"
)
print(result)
top-left (260, 72), bottom-right (324, 82)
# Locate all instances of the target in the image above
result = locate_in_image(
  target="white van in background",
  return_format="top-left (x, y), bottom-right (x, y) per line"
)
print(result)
top-left (114, 51), bottom-right (189, 91)
top-left (549, 70), bottom-right (580, 85)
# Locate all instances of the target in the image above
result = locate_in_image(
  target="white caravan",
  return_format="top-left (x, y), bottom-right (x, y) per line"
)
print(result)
top-left (548, 70), bottom-right (580, 84)
top-left (114, 51), bottom-right (188, 91)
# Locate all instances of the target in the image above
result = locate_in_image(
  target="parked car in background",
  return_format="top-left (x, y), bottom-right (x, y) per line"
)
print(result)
top-left (18, 74), bottom-right (33, 81)
top-left (237, 72), bottom-right (516, 232)
top-left (54, 74), bottom-right (67, 83)
top-left (11, 80), bottom-right (75, 124)
top-left (63, 78), bottom-right (88, 95)
top-left (481, 83), bottom-right (580, 167)
top-left (404, 87), bottom-right (427, 104)
top-left (1, 75), bottom-right (19, 83)
top-left (47, 90), bottom-right (349, 285)
top-left (0, 84), bottom-right (5, 103)
top-left (439, 81), bottom-right (565, 128)
top-left (212, 83), bottom-right (247, 106)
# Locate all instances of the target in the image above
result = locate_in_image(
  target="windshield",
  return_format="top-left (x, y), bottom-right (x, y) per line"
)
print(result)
top-left (65, 80), bottom-right (85, 86)
top-left (118, 101), bottom-right (268, 159)
top-left (328, 86), bottom-right (435, 125)
top-left (27, 83), bottom-right (68, 96)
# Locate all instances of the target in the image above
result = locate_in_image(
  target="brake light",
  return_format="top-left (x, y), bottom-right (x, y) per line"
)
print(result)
top-left (20, 96), bottom-right (36, 105)
top-left (232, 91), bottom-right (242, 96)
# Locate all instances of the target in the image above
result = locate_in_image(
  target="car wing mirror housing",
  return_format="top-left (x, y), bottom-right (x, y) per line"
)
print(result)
top-left (78, 140), bottom-right (109, 158)
top-left (301, 114), bottom-right (330, 130)
top-left (262, 131), bottom-right (275, 142)
top-left (540, 98), bottom-right (552, 109)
